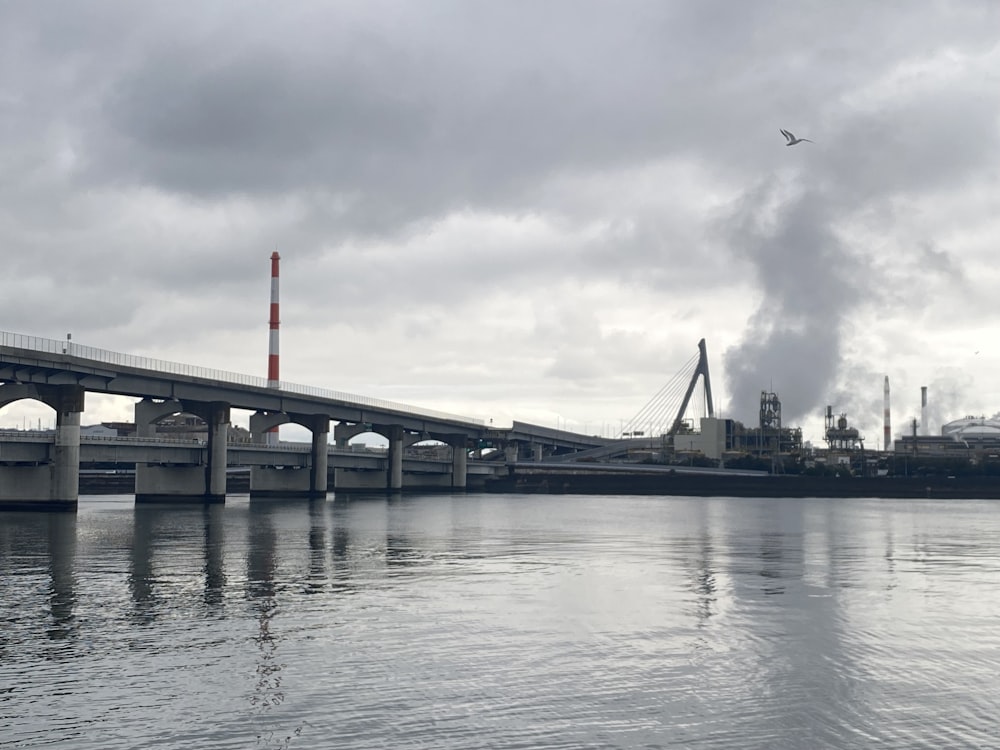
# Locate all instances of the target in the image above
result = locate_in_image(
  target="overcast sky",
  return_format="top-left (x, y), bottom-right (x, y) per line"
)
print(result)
top-left (2, 1), bottom-right (998, 445)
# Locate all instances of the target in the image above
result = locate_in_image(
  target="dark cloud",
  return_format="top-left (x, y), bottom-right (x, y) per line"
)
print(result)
top-left (2, 1), bottom-right (1000, 436)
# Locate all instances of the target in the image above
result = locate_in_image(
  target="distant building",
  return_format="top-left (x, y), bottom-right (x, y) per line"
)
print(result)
top-left (101, 422), bottom-right (136, 437)
top-left (81, 424), bottom-right (117, 438)
top-left (92, 420), bottom-right (252, 442)
top-left (896, 415), bottom-right (1000, 458)
top-left (682, 416), bottom-right (801, 460)
top-left (942, 416), bottom-right (1000, 439)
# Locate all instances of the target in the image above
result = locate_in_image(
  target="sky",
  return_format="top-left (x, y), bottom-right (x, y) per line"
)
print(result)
top-left (1, 1), bottom-right (998, 446)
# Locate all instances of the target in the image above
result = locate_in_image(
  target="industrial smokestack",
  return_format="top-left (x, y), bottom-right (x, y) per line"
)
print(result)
top-left (883, 376), bottom-right (891, 452)
top-left (921, 386), bottom-right (928, 437)
top-left (267, 251), bottom-right (281, 445)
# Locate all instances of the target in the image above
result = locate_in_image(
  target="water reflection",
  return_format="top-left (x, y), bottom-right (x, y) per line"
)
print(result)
top-left (45, 513), bottom-right (78, 641)
top-left (203, 504), bottom-right (226, 605)
top-left (245, 499), bottom-right (302, 749)
top-left (5, 494), bottom-right (1000, 749)
top-left (129, 503), bottom-right (229, 617)
top-left (386, 503), bottom-right (419, 570)
top-left (129, 505), bottom-right (157, 615)
top-left (247, 501), bottom-right (278, 600)
top-left (0, 512), bottom-right (78, 642)
top-left (758, 531), bottom-right (787, 595)
top-left (691, 532), bottom-right (717, 626)
top-left (305, 499), bottom-right (326, 594)
top-left (330, 512), bottom-right (352, 594)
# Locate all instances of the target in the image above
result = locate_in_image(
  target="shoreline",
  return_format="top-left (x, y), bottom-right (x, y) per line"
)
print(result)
top-left (488, 468), bottom-right (1000, 499)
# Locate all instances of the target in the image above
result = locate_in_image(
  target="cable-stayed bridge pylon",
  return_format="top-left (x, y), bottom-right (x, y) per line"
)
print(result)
top-left (621, 339), bottom-right (715, 438)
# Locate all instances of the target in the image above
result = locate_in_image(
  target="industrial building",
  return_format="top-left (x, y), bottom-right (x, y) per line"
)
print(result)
top-left (677, 391), bottom-right (802, 461)
top-left (624, 338), bottom-right (1000, 476)
top-left (895, 416), bottom-right (1000, 459)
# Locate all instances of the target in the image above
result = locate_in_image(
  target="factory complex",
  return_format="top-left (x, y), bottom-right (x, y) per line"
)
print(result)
top-left (633, 342), bottom-right (1000, 478)
top-left (673, 381), bottom-right (1000, 478)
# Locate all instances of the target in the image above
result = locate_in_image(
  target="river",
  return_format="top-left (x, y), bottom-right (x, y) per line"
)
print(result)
top-left (2, 493), bottom-right (999, 749)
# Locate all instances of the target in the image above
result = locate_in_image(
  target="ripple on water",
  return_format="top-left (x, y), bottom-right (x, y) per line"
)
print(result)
top-left (4, 494), bottom-right (1000, 749)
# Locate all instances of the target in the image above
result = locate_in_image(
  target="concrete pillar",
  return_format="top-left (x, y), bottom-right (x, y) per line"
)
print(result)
top-left (205, 402), bottom-right (229, 501)
top-left (504, 443), bottom-right (519, 464)
top-left (386, 425), bottom-right (404, 490)
top-left (52, 386), bottom-right (85, 504)
top-left (310, 418), bottom-right (329, 497)
top-left (451, 440), bottom-right (468, 489)
top-left (532, 443), bottom-right (543, 461)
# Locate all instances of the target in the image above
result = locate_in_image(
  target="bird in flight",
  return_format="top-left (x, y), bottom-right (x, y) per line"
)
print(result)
top-left (780, 128), bottom-right (813, 146)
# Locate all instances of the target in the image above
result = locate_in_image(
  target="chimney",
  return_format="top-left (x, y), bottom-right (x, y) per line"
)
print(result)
top-left (883, 376), bottom-right (891, 451)
top-left (267, 251), bottom-right (281, 445)
top-left (920, 386), bottom-right (927, 437)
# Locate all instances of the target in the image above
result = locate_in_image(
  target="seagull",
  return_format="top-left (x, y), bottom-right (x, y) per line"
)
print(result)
top-left (780, 128), bottom-right (813, 146)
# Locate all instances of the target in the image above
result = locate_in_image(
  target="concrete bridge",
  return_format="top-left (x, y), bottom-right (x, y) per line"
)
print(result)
top-left (0, 431), bottom-right (505, 501)
top-left (0, 331), bottom-right (612, 510)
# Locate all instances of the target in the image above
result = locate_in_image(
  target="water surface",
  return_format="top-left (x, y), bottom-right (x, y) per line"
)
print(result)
top-left (2, 493), bottom-right (999, 748)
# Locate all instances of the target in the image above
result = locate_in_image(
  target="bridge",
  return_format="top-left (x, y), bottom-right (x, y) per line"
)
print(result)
top-left (0, 331), bottom-right (614, 509)
top-left (0, 430), bottom-right (505, 494)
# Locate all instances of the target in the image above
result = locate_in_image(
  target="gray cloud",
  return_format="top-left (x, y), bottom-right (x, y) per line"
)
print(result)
top-left (2, 1), bottom-right (1000, 437)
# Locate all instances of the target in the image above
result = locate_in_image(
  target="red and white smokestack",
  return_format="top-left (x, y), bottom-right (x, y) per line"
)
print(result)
top-left (883, 376), bottom-right (891, 452)
top-left (267, 251), bottom-right (280, 444)
top-left (268, 251), bottom-right (280, 387)
top-left (920, 385), bottom-right (928, 437)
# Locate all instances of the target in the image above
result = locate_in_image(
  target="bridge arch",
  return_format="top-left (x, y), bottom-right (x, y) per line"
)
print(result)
top-left (0, 383), bottom-right (85, 508)
top-left (248, 411), bottom-right (332, 444)
top-left (1, 383), bottom-right (75, 415)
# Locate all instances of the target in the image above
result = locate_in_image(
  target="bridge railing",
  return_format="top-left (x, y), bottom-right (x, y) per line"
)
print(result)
top-left (0, 430), bottom-right (206, 445)
top-left (1, 331), bottom-right (483, 426)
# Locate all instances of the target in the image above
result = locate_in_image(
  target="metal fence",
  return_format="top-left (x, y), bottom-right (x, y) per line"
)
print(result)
top-left (1, 331), bottom-right (483, 426)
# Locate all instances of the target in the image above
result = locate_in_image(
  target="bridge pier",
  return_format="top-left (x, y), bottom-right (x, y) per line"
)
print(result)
top-left (310, 420), bottom-right (329, 496)
top-left (250, 415), bottom-right (329, 499)
top-left (205, 403), bottom-right (228, 500)
top-left (386, 425), bottom-right (404, 490)
top-left (0, 384), bottom-right (83, 511)
top-left (52, 386), bottom-right (84, 505)
top-left (134, 398), bottom-right (230, 504)
top-left (442, 435), bottom-right (469, 489)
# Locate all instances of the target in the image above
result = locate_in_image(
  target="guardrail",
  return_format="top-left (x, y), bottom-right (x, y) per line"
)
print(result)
top-left (0, 431), bottom-right (402, 459)
top-left (1, 330), bottom-right (483, 426)
top-left (0, 429), bottom-right (398, 453)
top-left (0, 431), bottom-right (206, 446)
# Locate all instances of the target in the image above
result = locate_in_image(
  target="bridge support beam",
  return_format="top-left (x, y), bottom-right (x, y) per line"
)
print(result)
top-left (0, 384), bottom-right (84, 511)
top-left (134, 398), bottom-right (229, 504)
top-left (333, 422), bottom-right (371, 448)
top-left (249, 411), bottom-right (288, 443)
